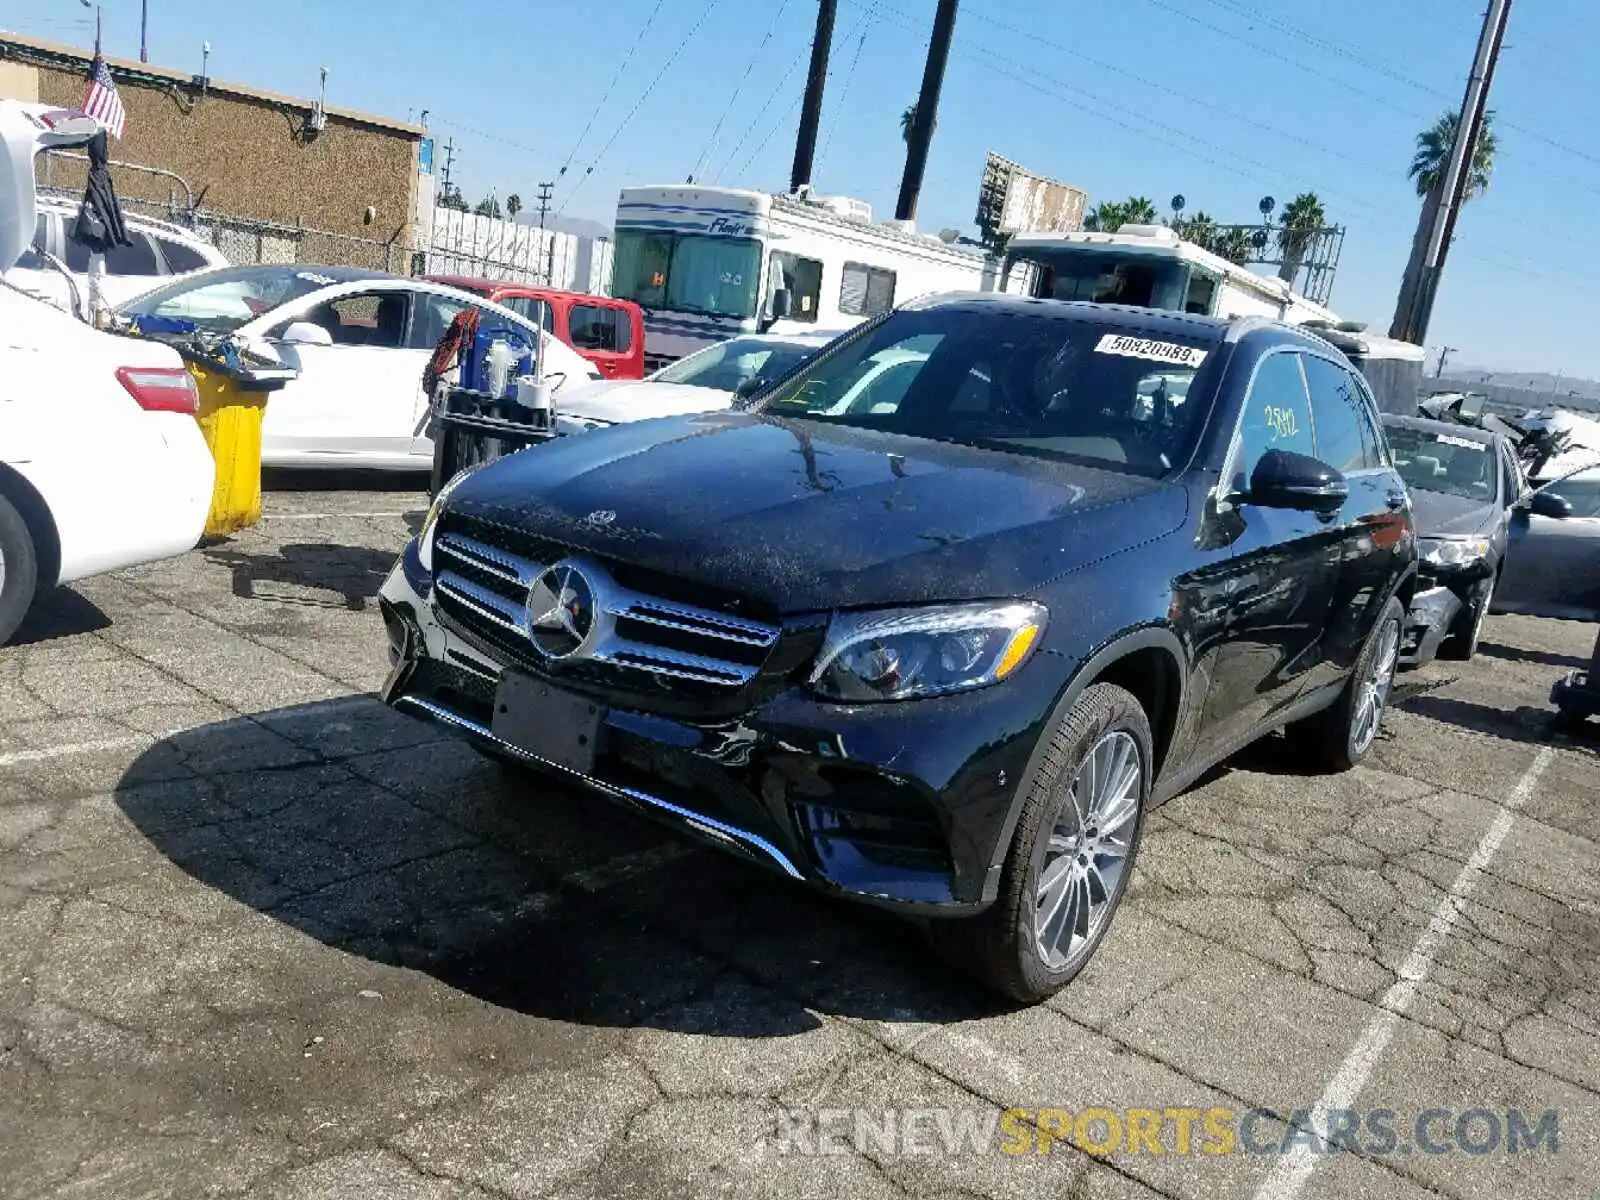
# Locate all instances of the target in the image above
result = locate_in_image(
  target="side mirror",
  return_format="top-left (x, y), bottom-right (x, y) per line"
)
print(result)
top-left (279, 320), bottom-right (333, 347)
top-left (1246, 449), bottom-right (1349, 514)
top-left (769, 288), bottom-right (792, 320)
top-left (1527, 490), bottom-right (1573, 519)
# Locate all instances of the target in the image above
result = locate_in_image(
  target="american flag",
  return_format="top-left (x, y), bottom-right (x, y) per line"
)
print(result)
top-left (82, 51), bottom-right (125, 140)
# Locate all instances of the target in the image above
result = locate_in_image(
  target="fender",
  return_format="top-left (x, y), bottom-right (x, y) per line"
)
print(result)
top-left (978, 623), bottom-right (1188, 905)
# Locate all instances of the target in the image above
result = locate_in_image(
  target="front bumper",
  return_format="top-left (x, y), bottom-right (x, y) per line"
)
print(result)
top-left (377, 547), bottom-right (1046, 914)
top-left (1401, 584), bottom-right (1463, 667)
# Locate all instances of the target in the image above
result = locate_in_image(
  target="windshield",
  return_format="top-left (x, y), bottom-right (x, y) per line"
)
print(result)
top-left (1386, 425), bottom-right (1497, 502)
top-left (757, 309), bottom-right (1219, 477)
top-left (1006, 247), bottom-right (1194, 312)
top-left (612, 229), bottom-right (762, 319)
top-left (119, 266), bottom-right (351, 334)
top-left (653, 336), bottom-right (816, 391)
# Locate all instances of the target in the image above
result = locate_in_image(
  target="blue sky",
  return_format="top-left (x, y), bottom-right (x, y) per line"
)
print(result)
top-left (8, 0), bottom-right (1597, 376)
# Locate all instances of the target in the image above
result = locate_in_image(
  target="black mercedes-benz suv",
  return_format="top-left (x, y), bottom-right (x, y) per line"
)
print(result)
top-left (379, 296), bottom-right (1416, 1002)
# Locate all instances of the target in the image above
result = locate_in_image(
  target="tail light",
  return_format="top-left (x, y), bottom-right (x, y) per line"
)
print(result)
top-left (116, 366), bottom-right (199, 415)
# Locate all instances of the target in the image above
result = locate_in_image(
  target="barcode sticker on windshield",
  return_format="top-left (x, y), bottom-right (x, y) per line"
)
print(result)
top-left (1094, 334), bottom-right (1208, 368)
top-left (1436, 434), bottom-right (1486, 451)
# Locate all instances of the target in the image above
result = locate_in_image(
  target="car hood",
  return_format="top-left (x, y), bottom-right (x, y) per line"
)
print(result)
top-left (556, 380), bottom-right (732, 428)
top-left (1410, 487), bottom-right (1497, 537)
top-left (446, 412), bottom-right (1185, 612)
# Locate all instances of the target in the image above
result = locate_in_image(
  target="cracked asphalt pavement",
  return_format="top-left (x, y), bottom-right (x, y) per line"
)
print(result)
top-left (1, 480), bottom-right (1596, 1199)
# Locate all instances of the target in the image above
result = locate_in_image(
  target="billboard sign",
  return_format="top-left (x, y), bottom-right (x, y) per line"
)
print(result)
top-left (976, 152), bottom-right (1087, 238)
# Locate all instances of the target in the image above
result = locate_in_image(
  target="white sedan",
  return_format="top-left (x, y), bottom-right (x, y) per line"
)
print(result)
top-left (118, 266), bottom-right (602, 470)
top-left (1, 100), bottom-right (213, 645)
top-left (555, 331), bottom-right (837, 434)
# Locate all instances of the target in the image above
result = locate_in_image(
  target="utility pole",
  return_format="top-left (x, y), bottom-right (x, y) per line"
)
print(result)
top-left (535, 180), bottom-right (555, 285)
top-left (1390, 0), bottom-right (1511, 343)
top-left (440, 138), bottom-right (457, 202)
top-left (140, 0), bottom-right (148, 62)
top-left (790, 0), bottom-right (837, 194)
top-left (895, 0), bottom-right (960, 223)
top-left (1435, 345), bottom-right (1457, 378)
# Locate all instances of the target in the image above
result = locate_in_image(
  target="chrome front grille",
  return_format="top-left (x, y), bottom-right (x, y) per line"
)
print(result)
top-left (432, 532), bottom-right (779, 688)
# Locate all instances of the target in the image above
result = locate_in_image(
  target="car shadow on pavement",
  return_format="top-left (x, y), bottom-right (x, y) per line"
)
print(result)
top-left (262, 467), bottom-right (431, 492)
top-left (112, 699), bottom-right (1009, 1035)
top-left (203, 544), bottom-right (400, 612)
top-left (8, 586), bottom-right (111, 645)
top-left (1478, 639), bottom-right (1591, 671)
top-left (1398, 692), bottom-right (1586, 749)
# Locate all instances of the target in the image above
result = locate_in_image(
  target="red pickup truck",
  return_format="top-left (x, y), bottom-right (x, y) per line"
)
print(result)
top-left (424, 278), bottom-right (645, 380)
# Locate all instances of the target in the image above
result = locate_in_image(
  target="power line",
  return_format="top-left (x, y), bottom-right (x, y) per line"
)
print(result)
top-left (691, 0), bottom-right (794, 182)
top-left (816, 1), bottom-right (879, 176)
top-left (559, 0), bottom-right (722, 214)
top-left (713, 39), bottom-right (809, 182)
top-left (555, 0), bottom-right (669, 184)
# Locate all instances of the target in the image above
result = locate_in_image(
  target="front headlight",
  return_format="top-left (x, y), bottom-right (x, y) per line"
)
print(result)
top-left (416, 467), bottom-right (478, 574)
top-left (808, 602), bottom-right (1047, 702)
top-left (1421, 536), bottom-right (1492, 568)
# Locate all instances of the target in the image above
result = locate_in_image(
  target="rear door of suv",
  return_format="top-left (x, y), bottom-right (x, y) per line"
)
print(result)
top-left (1299, 351), bottom-right (1412, 689)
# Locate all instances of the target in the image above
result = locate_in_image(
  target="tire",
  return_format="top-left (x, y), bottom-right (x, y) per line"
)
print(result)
top-left (0, 492), bottom-right (39, 648)
top-left (1439, 574), bottom-right (1494, 661)
top-left (933, 683), bottom-right (1152, 1004)
top-left (1293, 596), bottom-right (1403, 772)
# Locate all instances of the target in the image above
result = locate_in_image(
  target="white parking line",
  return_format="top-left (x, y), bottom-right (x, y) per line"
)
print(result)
top-left (0, 735), bottom-right (149, 768)
top-left (1252, 744), bottom-right (1556, 1200)
top-left (261, 512), bottom-right (412, 520)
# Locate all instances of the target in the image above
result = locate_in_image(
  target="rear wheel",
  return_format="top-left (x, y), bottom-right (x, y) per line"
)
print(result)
top-left (1293, 596), bottom-right (1403, 771)
top-left (1439, 574), bottom-right (1494, 661)
top-left (0, 493), bottom-right (39, 647)
top-left (933, 683), bottom-right (1151, 1003)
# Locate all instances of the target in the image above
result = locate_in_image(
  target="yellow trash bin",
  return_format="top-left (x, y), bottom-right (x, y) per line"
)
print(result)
top-left (187, 360), bottom-right (275, 537)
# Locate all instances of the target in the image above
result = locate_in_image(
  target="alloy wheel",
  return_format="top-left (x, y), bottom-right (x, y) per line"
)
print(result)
top-left (1034, 730), bottom-right (1141, 971)
top-left (1351, 617), bottom-right (1400, 755)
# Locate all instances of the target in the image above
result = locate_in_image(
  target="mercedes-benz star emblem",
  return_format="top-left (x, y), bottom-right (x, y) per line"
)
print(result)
top-left (525, 561), bottom-right (595, 659)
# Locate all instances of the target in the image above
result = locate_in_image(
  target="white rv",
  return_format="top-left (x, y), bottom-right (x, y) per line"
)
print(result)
top-left (611, 185), bottom-right (1002, 369)
top-left (1002, 224), bottom-right (1340, 326)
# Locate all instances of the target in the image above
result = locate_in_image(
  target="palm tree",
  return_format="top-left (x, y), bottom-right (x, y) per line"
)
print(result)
top-left (1178, 210), bottom-right (1218, 252)
top-left (900, 102), bottom-right (934, 145)
top-left (1410, 110), bottom-right (1497, 200)
top-left (1083, 196), bottom-right (1158, 233)
top-left (474, 195), bottom-right (503, 219)
top-left (1390, 110), bottom-right (1498, 339)
top-left (506, 193), bottom-right (522, 219)
top-left (1276, 191), bottom-right (1326, 284)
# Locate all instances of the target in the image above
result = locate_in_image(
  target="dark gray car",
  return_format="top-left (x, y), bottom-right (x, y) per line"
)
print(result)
top-left (1384, 415), bottom-right (1512, 663)
top-left (1498, 458), bottom-right (1600, 623)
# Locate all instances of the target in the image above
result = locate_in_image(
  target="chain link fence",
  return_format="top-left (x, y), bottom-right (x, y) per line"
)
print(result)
top-left (37, 151), bottom-right (616, 290)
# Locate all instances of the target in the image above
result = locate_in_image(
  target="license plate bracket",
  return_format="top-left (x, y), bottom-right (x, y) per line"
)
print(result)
top-left (490, 672), bottom-right (604, 774)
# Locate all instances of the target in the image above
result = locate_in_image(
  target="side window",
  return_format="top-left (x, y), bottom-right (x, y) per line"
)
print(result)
top-left (156, 236), bottom-right (212, 275)
top-left (304, 291), bottom-right (411, 348)
top-left (407, 293), bottom-right (470, 350)
top-left (1302, 353), bottom-right (1382, 473)
top-left (769, 251), bottom-right (822, 322)
top-left (1183, 270), bottom-right (1218, 315)
top-left (102, 233), bottom-right (162, 276)
top-left (502, 296), bottom-right (555, 330)
top-left (1499, 446), bottom-right (1523, 503)
top-left (1230, 351), bottom-right (1315, 493)
top-left (569, 303), bottom-right (622, 352)
top-left (839, 261), bottom-right (896, 317)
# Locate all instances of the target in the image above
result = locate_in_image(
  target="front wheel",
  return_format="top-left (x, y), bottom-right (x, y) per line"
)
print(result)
top-left (0, 493), bottom-right (40, 647)
top-left (1294, 596), bottom-right (1403, 771)
top-left (1439, 575), bottom-right (1494, 661)
top-left (933, 682), bottom-right (1151, 1003)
